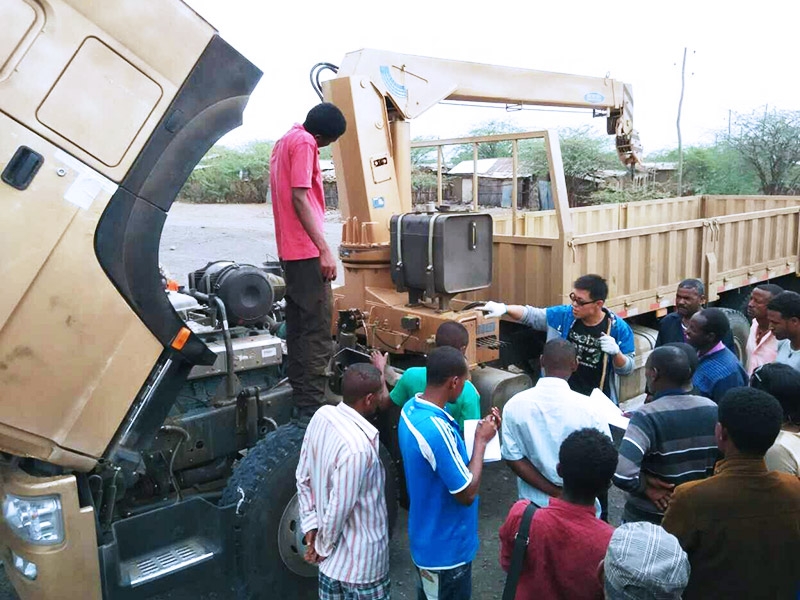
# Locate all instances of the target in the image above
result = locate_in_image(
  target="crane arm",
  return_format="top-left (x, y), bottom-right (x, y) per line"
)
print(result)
top-left (323, 49), bottom-right (641, 245)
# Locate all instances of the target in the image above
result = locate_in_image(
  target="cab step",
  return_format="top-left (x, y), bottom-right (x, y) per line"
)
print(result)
top-left (120, 537), bottom-right (214, 587)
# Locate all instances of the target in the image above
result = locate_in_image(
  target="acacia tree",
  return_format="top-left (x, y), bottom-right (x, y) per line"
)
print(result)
top-left (729, 108), bottom-right (800, 195)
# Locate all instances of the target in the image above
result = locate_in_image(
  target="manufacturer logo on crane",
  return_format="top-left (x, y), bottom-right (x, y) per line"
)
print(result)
top-left (584, 92), bottom-right (605, 104)
top-left (380, 66), bottom-right (408, 99)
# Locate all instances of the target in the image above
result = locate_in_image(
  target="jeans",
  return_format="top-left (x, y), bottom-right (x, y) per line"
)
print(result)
top-left (416, 562), bottom-right (472, 600)
top-left (282, 257), bottom-right (332, 412)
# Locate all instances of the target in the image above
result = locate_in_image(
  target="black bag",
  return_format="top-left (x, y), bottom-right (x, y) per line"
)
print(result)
top-left (502, 501), bottom-right (538, 600)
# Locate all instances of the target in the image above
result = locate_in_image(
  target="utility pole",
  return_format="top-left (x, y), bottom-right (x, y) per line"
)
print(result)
top-left (676, 48), bottom-right (687, 197)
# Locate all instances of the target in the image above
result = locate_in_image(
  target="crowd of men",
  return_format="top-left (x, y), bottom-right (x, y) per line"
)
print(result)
top-left (272, 104), bottom-right (799, 600)
top-left (292, 274), bottom-right (800, 600)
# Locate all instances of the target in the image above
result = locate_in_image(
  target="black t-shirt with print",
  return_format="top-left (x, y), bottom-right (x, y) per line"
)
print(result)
top-left (567, 314), bottom-right (611, 396)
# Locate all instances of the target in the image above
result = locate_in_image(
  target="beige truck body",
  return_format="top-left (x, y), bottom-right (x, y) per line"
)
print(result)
top-left (486, 195), bottom-right (799, 315)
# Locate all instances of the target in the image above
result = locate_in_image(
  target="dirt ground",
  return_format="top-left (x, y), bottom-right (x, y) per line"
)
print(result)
top-left (0, 202), bottom-right (625, 600)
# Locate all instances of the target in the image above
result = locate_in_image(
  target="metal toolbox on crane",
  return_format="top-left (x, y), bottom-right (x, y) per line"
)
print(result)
top-left (389, 211), bottom-right (493, 299)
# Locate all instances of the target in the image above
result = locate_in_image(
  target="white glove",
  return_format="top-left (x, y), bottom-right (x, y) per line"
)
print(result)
top-left (480, 301), bottom-right (507, 318)
top-left (599, 333), bottom-right (620, 356)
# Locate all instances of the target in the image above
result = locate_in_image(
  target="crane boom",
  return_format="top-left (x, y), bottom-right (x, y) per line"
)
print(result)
top-left (324, 49), bottom-right (640, 246)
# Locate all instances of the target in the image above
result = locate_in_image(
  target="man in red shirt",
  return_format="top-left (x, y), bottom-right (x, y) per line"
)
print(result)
top-left (270, 103), bottom-right (346, 419)
top-left (499, 428), bottom-right (617, 600)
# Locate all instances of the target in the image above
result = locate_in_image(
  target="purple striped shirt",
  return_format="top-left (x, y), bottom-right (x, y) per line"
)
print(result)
top-left (296, 403), bottom-right (389, 584)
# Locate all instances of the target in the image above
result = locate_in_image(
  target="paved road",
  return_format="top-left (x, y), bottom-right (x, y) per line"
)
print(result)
top-left (158, 202), bottom-right (345, 286)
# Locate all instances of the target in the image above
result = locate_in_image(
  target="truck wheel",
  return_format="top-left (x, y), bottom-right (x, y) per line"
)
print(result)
top-left (720, 308), bottom-right (750, 366)
top-left (220, 423), bottom-right (398, 599)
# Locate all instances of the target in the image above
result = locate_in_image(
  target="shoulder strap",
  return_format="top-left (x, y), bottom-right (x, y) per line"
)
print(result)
top-left (502, 501), bottom-right (538, 600)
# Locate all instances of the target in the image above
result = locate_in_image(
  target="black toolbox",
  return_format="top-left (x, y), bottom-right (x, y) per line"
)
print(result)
top-left (390, 211), bottom-right (493, 300)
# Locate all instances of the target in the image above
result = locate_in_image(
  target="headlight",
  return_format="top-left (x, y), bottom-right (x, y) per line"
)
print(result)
top-left (2, 494), bottom-right (64, 545)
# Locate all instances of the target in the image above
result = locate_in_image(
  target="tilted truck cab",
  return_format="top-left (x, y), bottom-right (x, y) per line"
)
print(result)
top-left (0, 1), bottom-right (272, 597)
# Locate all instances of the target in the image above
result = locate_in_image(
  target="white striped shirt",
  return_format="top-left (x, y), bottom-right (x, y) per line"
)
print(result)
top-left (296, 402), bottom-right (389, 584)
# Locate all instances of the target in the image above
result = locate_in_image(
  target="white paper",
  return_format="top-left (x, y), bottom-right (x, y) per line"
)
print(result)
top-left (588, 388), bottom-right (630, 430)
top-left (463, 419), bottom-right (502, 463)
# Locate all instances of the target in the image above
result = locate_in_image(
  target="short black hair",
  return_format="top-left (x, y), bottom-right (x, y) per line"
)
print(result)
top-left (435, 321), bottom-right (469, 350)
top-left (426, 346), bottom-right (468, 386)
top-left (755, 283), bottom-right (783, 298)
top-left (559, 428), bottom-right (617, 498)
top-left (663, 342), bottom-right (699, 376)
top-left (341, 363), bottom-right (382, 406)
top-left (767, 290), bottom-right (800, 320)
top-left (303, 102), bottom-right (347, 139)
top-left (678, 278), bottom-right (705, 297)
top-left (696, 307), bottom-right (730, 342)
top-left (718, 387), bottom-right (783, 455)
top-left (541, 339), bottom-right (577, 371)
top-left (649, 346), bottom-right (693, 385)
top-left (574, 274), bottom-right (608, 302)
top-left (750, 362), bottom-right (800, 425)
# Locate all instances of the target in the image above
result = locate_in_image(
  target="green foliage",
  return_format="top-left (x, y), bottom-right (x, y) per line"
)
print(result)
top-left (728, 108), bottom-right (800, 194)
top-left (451, 120), bottom-right (524, 164)
top-left (681, 144), bottom-right (759, 195)
top-left (180, 140), bottom-right (273, 203)
top-left (519, 126), bottom-right (619, 180)
top-left (588, 184), bottom-right (673, 205)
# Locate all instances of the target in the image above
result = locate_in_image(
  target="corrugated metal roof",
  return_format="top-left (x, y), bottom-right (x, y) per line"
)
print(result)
top-left (448, 157), bottom-right (533, 178)
top-left (643, 162), bottom-right (678, 171)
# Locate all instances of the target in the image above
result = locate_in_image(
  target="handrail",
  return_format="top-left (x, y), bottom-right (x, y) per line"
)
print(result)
top-left (408, 129), bottom-right (573, 240)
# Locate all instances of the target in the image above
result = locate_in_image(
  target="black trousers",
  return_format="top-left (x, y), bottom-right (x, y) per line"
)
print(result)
top-left (283, 258), bottom-right (333, 411)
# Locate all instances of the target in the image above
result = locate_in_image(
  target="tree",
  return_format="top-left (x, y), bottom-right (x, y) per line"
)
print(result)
top-left (682, 145), bottom-right (759, 195)
top-left (519, 126), bottom-right (618, 180)
top-left (180, 140), bottom-right (273, 203)
top-left (728, 108), bottom-right (800, 195)
top-left (451, 120), bottom-right (524, 164)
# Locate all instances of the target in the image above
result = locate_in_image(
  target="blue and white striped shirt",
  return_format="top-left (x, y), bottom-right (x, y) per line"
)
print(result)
top-left (398, 395), bottom-right (479, 570)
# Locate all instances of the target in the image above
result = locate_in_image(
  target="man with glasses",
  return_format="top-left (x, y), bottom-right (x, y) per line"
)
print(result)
top-left (482, 274), bottom-right (634, 403)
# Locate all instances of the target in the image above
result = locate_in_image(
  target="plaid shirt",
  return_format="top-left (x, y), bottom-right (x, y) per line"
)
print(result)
top-left (319, 572), bottom-right (390, 600)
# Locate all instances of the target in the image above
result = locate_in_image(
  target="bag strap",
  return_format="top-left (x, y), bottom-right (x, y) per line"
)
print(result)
top-left (502, 501), bottom-right (538, 600)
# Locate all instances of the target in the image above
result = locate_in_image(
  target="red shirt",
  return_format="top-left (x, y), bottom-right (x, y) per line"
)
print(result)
top-left (269, 124), bottom-right (325, 261)
top-left (499, 498), bottom-right (613, 600)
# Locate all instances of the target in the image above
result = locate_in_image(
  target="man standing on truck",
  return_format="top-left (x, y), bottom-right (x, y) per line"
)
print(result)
top-left (296, 363), bottom-right (392, 599)
top-left (745, 284), bottom-right (783, 375)
top-left (481, 274), bottom-right (635, 403)
top-left (655, 279), bottom-right (734, 351)
top-left (270, 102), bottom-right (347, 420)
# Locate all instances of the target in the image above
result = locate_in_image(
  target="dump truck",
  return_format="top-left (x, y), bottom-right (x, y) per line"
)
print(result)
top-left (1, 2), bottom-right (798, 599)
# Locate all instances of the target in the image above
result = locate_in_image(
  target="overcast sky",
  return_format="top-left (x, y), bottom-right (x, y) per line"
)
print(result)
top-left (186, 0), bottom-right (799, 157)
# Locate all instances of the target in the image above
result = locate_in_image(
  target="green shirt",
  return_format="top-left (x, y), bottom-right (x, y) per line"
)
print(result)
top-left (389, 366), bottom-right (481, 432)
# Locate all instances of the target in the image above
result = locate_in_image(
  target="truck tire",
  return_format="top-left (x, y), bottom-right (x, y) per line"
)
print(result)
top-left (720, 308), bottom-right (750, 366)
top-left (220, 423), bottom-right (398, 600)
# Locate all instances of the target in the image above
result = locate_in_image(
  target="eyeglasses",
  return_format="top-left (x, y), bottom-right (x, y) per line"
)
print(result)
top-left (569, 292), bottom-right (598, 307)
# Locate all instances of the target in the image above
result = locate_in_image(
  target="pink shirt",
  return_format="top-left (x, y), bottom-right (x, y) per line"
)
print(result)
top-left (269, 124), bottom-right (325, 261)
top-left (746, 319), bottom-right (778, 375)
